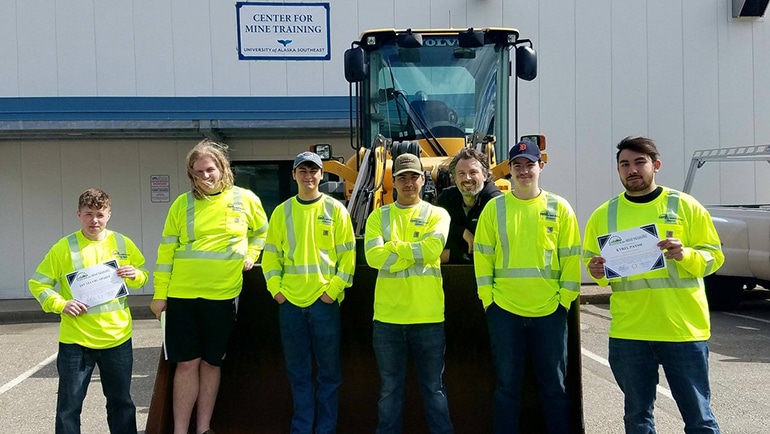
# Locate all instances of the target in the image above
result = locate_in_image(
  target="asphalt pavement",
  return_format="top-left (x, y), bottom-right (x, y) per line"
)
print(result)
top-left (3, 287), bottom-right (768, 433)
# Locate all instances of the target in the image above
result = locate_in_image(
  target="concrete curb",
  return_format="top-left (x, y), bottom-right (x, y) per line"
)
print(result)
top-left (1, 289), bottom-right (612, 324)
top-left (580, 292), bottom-right (611, 306)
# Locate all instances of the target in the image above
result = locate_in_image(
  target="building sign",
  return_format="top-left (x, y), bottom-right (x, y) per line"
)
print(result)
top-left (150, 175), bottom-right (170, 203)
top-left (236, 2), bottom-right (330, 61)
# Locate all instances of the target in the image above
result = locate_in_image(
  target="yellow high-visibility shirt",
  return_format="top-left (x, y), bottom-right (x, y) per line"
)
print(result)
top-left (364, 201), bottom-right (450, 324)
top-left (262, 194), bottom-right (356, 307)
top-left (154, 186), bottom-right (268, 300)
top-left (29, 230), bottom-right (149, 349)
top-left (473, 191), bottom-right (582, 316)
top-left (583, 187), bottom-right (724, 342)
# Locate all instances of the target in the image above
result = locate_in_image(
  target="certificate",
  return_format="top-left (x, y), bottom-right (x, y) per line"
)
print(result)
top-left (597, 224), bottom-right (666, 279)
top-left (66, 260), bottom-right (128, 307)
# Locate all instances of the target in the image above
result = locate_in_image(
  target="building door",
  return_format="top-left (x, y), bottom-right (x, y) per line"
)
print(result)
top-left (232, 160), bottom-right (297, 219)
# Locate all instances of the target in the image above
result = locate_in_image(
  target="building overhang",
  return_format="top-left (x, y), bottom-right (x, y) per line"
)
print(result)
top-left (0, 96), bottom-right (353, 140)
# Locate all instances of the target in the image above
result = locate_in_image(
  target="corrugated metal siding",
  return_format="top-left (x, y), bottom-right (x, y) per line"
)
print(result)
top-left (0, 0), bottom-right (769, 297)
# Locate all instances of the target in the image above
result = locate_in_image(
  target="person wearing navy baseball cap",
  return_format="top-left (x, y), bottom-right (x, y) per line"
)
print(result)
top-left (474, 139), bottom-right (581, 433)
top-left (508, 140), bottom-right (542, 162)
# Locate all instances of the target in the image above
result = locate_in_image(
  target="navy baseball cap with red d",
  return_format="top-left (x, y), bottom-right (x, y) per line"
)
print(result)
top-left (508, 141), bottom-right (541, 162)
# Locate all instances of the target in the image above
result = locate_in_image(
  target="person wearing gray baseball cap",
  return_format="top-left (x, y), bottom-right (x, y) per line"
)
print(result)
top-left (292, 151), bottom-right (324, 170)
top-left (262, 150), bottom-right (356, 433)
top-left (364, 152), bottom-right (454, 433)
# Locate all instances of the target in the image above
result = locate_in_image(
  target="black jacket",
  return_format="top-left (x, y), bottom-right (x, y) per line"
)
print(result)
top-left (436, 181), bottom-right (502, 264)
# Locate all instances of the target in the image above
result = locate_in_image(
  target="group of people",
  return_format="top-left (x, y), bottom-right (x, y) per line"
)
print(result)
top-left (435, 137), bottom-right (724, 434)
top-left (29, 135), bottom-right (724, 434)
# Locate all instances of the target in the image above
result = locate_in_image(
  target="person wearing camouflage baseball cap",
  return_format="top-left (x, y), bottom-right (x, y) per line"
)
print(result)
top-left (364, 152), bottom-right (454, 433)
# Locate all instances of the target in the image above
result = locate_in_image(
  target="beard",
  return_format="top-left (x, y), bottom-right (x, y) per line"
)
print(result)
top-left (621, 174), bottom-right (653, 193)
top-left (459, 180), bottom-right (483, 198)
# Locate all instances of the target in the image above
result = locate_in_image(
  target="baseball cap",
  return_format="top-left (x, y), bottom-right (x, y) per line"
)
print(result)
top-left (393, 153), bottom-right (423, 176)
top-left (508, 141), bottom-right (541, 162)
top-left (293, 151), bottom-right (323, 170)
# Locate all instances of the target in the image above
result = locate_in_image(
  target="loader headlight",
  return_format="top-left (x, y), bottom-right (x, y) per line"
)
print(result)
top-left (311, 143), bottom-right (332, 160)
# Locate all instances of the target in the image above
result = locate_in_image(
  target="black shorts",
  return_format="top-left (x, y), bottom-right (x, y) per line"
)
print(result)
top-left (165, 297), bottom-right (237, 366)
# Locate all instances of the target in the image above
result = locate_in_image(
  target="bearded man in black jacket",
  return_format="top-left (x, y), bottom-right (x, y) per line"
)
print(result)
top-left (437, 148), bottom-right (502, 264)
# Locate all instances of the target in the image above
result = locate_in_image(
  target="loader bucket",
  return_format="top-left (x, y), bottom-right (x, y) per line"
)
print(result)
top-left (146, 264), bottom-right (584, 433)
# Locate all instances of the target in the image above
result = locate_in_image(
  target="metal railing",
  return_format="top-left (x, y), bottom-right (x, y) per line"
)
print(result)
top-left (683, 144), bottom-right (770, 193)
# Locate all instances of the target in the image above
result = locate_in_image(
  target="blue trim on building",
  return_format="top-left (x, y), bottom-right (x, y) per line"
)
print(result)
top-left (0, 96), bottom-right (349, 121)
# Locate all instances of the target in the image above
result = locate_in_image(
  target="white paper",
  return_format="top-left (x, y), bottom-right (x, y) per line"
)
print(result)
top-left (161, 311), bottom-right (168, 360)
top-left (66, 260), bottom-right (128, 307)
top-left (597, 224), bottom-right (667, 279)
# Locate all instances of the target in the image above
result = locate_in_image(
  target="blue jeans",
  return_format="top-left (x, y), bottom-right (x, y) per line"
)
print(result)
top-left (372, 321), bottom-right (453, 434)
top-left (485, 303), bottom-right (570, 434)
top-left (279, 299), bottom-right (342, 434)
top-left (609, 338), bottom-right (720, 434)
top-left (56, 339), bottom-right (136, 434)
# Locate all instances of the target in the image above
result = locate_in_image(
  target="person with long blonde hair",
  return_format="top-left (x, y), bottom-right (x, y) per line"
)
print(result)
top-left (150, 139), bottom-right (269, 434)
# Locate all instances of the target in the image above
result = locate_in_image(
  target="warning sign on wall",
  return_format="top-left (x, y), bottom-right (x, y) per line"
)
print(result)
top-left (151, 175), bottom-right (170, 203)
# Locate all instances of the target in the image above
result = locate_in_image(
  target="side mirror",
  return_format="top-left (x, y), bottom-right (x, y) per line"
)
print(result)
top-left (344, 47), bottom-right (368, 83)
top-left (516, 45), bottom-right (537, 81)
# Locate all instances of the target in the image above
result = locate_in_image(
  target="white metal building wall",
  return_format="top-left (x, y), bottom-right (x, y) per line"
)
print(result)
top-left (0, 0), bottom-right (769, 298)
top-left (0, 137), bottom-right (352, 299)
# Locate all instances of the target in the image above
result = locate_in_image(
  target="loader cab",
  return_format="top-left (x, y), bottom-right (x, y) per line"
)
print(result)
top-left (344, 28), bottom-right (537, 161)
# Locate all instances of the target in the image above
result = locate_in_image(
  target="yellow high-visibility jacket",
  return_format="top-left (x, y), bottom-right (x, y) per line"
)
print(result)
top-left (583, 187), bottom-right (724, 342)
top-left (262, 194), bottom-right (356, 307)
top-left (474, 191), bottom-right (582, 316)
top-left (364, 201), bottom-right (450, 324)
top-left (154, 186), bottom-right (268, 300)
top-left (29, 230), bottom-right (148, 349)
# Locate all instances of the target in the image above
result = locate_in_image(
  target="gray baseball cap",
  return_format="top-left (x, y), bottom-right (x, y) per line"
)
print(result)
top-left (293, 151), bottom-right (323, 169)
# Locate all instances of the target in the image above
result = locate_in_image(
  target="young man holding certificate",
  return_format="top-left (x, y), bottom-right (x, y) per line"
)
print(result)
top-left (29, 188), bottom-right (149, 434)
top-left (583, 136), bottom-right (725, 433)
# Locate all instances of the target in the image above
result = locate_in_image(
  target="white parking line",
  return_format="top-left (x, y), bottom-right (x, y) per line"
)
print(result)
top-left (722, 312), bottom-right (770, 325)
top-left (0, 355), bottom-right (149, 395)
top-left (0, 353), bottom-right (58, 396)
top-left (581, 347), bottom-right (610, 368)
top-left (91, 374), bottom-right (149, 380)
top-left (581, 347), bottom-right (674, 401)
